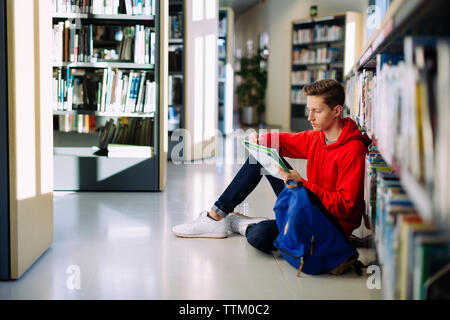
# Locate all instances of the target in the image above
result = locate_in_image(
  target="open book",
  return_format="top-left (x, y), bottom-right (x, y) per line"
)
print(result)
top-left (242, 140), bottom-right (290, 179)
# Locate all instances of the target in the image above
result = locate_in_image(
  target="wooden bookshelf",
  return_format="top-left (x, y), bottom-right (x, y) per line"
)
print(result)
top-left (290, 12), bottom-right (362, 132)
top-left (52, 0), bottom-right (168, 191)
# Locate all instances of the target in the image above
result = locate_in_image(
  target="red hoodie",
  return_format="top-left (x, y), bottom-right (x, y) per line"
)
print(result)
top-left (260, 118), bottom-right (371, 238)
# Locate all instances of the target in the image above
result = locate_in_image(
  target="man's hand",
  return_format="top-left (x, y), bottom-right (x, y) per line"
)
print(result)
top-left (249, 132), bottom-right (259, 144)
top-left (275, 164), bottom-right (303, 186)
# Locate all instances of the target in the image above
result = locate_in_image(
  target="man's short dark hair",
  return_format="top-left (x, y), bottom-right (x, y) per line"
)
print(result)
top-left (302, 79), bottom-right (345, 109)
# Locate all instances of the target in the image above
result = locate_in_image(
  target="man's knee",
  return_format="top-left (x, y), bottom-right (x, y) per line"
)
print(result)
top-left (246, 221), bottom-right (277, 253)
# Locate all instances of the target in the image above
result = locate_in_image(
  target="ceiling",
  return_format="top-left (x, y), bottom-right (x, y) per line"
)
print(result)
top-left (219, 0), bottom-right (260, 16)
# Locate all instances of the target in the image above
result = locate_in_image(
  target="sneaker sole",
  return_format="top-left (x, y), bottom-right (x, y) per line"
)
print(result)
top-left (172, 231), bottom-right (228, 239)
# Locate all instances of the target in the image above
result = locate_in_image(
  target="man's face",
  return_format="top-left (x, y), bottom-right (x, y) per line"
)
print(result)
top-left (306, 95), bottom-right (341, 132)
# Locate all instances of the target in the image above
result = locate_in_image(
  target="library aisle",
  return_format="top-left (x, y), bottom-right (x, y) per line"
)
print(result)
top-left (0, 135), bottom-right (380, 300)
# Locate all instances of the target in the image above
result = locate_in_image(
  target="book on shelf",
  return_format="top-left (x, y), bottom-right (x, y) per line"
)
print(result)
top-left (293, 24), bottom-right (343, 45)
top-left (98, 117), bottom-right (154, 150)
top-left (291, 88), bottom-right (307, 105)
top-left (169, 47), bottom-right (183, 71)
top-left (53, 67), bottom-right (156, 114)
top-left (56, 114), bottom-right (96, 133)
top-left (414, 234), bottom-right (450, 300)
top-left (169, 13), bottom-right (183, 39)
top-left (168, 75), bottom-right (182, 106)
top-left (107, 143), bottom-right (153, 158)
top-left (292, 47), bottom-right (343, 65)
top-left (291, 69), bottom-right (341, 86)
top-left (168, 106), bottom-right (180, 132)
top-left (365, 165), bottom-right (450, 300)
top-left (345, 37), bottom-right (439, 198)
top-left (53, 21), bottom-right (155, 64)
top-left (218, 13), bottom-right (227, 38)
top-left (52, 0), bottom-right (155, 16)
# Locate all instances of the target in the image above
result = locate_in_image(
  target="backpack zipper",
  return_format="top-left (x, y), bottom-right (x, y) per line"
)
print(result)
top-left (297, 257), bottom-right (304, 277)
top-left (310, 236), bottom-right (315, 255)
top-left (277, 248), bottom-right (306, 278)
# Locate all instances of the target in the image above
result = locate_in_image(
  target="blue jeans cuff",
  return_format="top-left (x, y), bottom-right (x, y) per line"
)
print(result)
top-left (211, 205), bottom-right (228, 218)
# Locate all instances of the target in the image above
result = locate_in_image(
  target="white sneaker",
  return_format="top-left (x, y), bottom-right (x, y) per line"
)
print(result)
top-left (172, 211), bottom-right (229, 239)
top-left (226, 212), bottom-right (269, 236)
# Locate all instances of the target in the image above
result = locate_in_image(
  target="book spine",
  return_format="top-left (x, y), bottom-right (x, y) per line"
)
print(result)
top-left (89, 24), bottom-right (93, 62)
top-left (125, 0), bottom-right (132, 15)
top-left (124, 74), bottom-right (132, 112)
top-left (101, 68), bottom-right (108, 112)
top-left (136, 72), bottom-right (146, 112)
top-left (144, 0), bottom-right (151, 16)
top-left (150, 81), bottom-right (155, 113)
top-left (131, 73), bottom-right (138, 112)
top-left (106, 69), bottom-right (114, 111)
top-left (150, 30), bottom-right (155, 65)
top-left (145, 27), bottom-right (150, 64)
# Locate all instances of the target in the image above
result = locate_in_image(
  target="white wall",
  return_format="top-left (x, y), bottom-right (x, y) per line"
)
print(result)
top-left (235, 0), bottom-right (369, 130)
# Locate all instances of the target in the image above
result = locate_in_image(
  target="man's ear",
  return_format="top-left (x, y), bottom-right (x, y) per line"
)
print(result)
top-left (334, 105), bottom-right (343, 118)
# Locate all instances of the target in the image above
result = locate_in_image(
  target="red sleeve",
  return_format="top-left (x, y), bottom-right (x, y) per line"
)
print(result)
top-left (301, 143), bottom-right (367, 221)
top-left (259, 131), bottom-right (314, 159)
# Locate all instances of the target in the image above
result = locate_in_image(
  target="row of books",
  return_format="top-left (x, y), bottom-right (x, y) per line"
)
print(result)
top-left (218, 14), bottom-right (227, 38)
top-left (218, 41), bottom-right (226, 60)
top-left (53, 68), bottom-right (156, 114)
top-left (218, 60), bottom-right (226, 79)
top-left (345, 38), bottom-right (439, 197)
top-left (218, 82), bottom-right (224, 103)
top-left (291, 88), bottom-right (307, 105)
top-left (291, 69), bottom-right (341, 86)
top-left (53, 21), bottom-right (155, 64)
top-left (168, 48), bottom-right (183, 71)
top-left (169, 14), bottom-right (183, 40)
top-left (55, 114), bottom-right (97, 133)
top-left (292, 47), bottom-right (342, 65)
top-left (52, 0), bottom-right (156, 15)
top-left (364, 153), bottom-right (449, 300)
top-left (98, 117), bottom-right (154, 150)
top-left (293, 25), bottom-right (343, 44)
top-left (168, 75), bottom-right (182, 106)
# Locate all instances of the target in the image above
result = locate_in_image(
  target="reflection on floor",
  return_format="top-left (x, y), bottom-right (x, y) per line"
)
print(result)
top-left (0, 133), bottom-right (382, 299)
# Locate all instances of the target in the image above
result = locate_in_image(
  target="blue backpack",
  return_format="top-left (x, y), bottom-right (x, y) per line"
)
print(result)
top-left (273, 184), bottom-right (363, 276)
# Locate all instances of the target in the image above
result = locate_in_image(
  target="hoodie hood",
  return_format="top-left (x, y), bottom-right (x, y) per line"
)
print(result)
top-left (320, 117), bottom-right (371, 149)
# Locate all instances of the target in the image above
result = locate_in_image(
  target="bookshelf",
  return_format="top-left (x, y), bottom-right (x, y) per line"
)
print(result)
top-left (217, 8), bottom-right (234, 135)
top-left (290, 12), bottom-right (362, 132)
top-left (344, 0), bottom-right (450, 299)
top-left (52, 0), bottom-right (168, 191)
top-left (167, 0), bottom-right (184, 160)
top-left (0, 0), bottom-right (9, 280)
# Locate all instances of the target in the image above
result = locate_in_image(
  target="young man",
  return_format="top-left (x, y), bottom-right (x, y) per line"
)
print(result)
top-left (172, 79), bottom-right (370, 253)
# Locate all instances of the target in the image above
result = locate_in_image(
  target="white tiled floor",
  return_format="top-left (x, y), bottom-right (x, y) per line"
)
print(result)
top-left (0, 134), bottom-right (383, 300)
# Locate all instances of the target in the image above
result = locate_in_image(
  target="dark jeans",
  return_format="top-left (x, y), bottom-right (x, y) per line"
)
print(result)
top-left (212, 155), bottom-right (293, 253)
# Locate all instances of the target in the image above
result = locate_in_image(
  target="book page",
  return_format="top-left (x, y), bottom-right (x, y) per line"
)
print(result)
top-left (243, 140), bottom-right (290, 179)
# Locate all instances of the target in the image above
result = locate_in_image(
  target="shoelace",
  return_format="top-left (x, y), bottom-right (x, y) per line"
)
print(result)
top-left (184, 211), bottom-right (208, 226)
